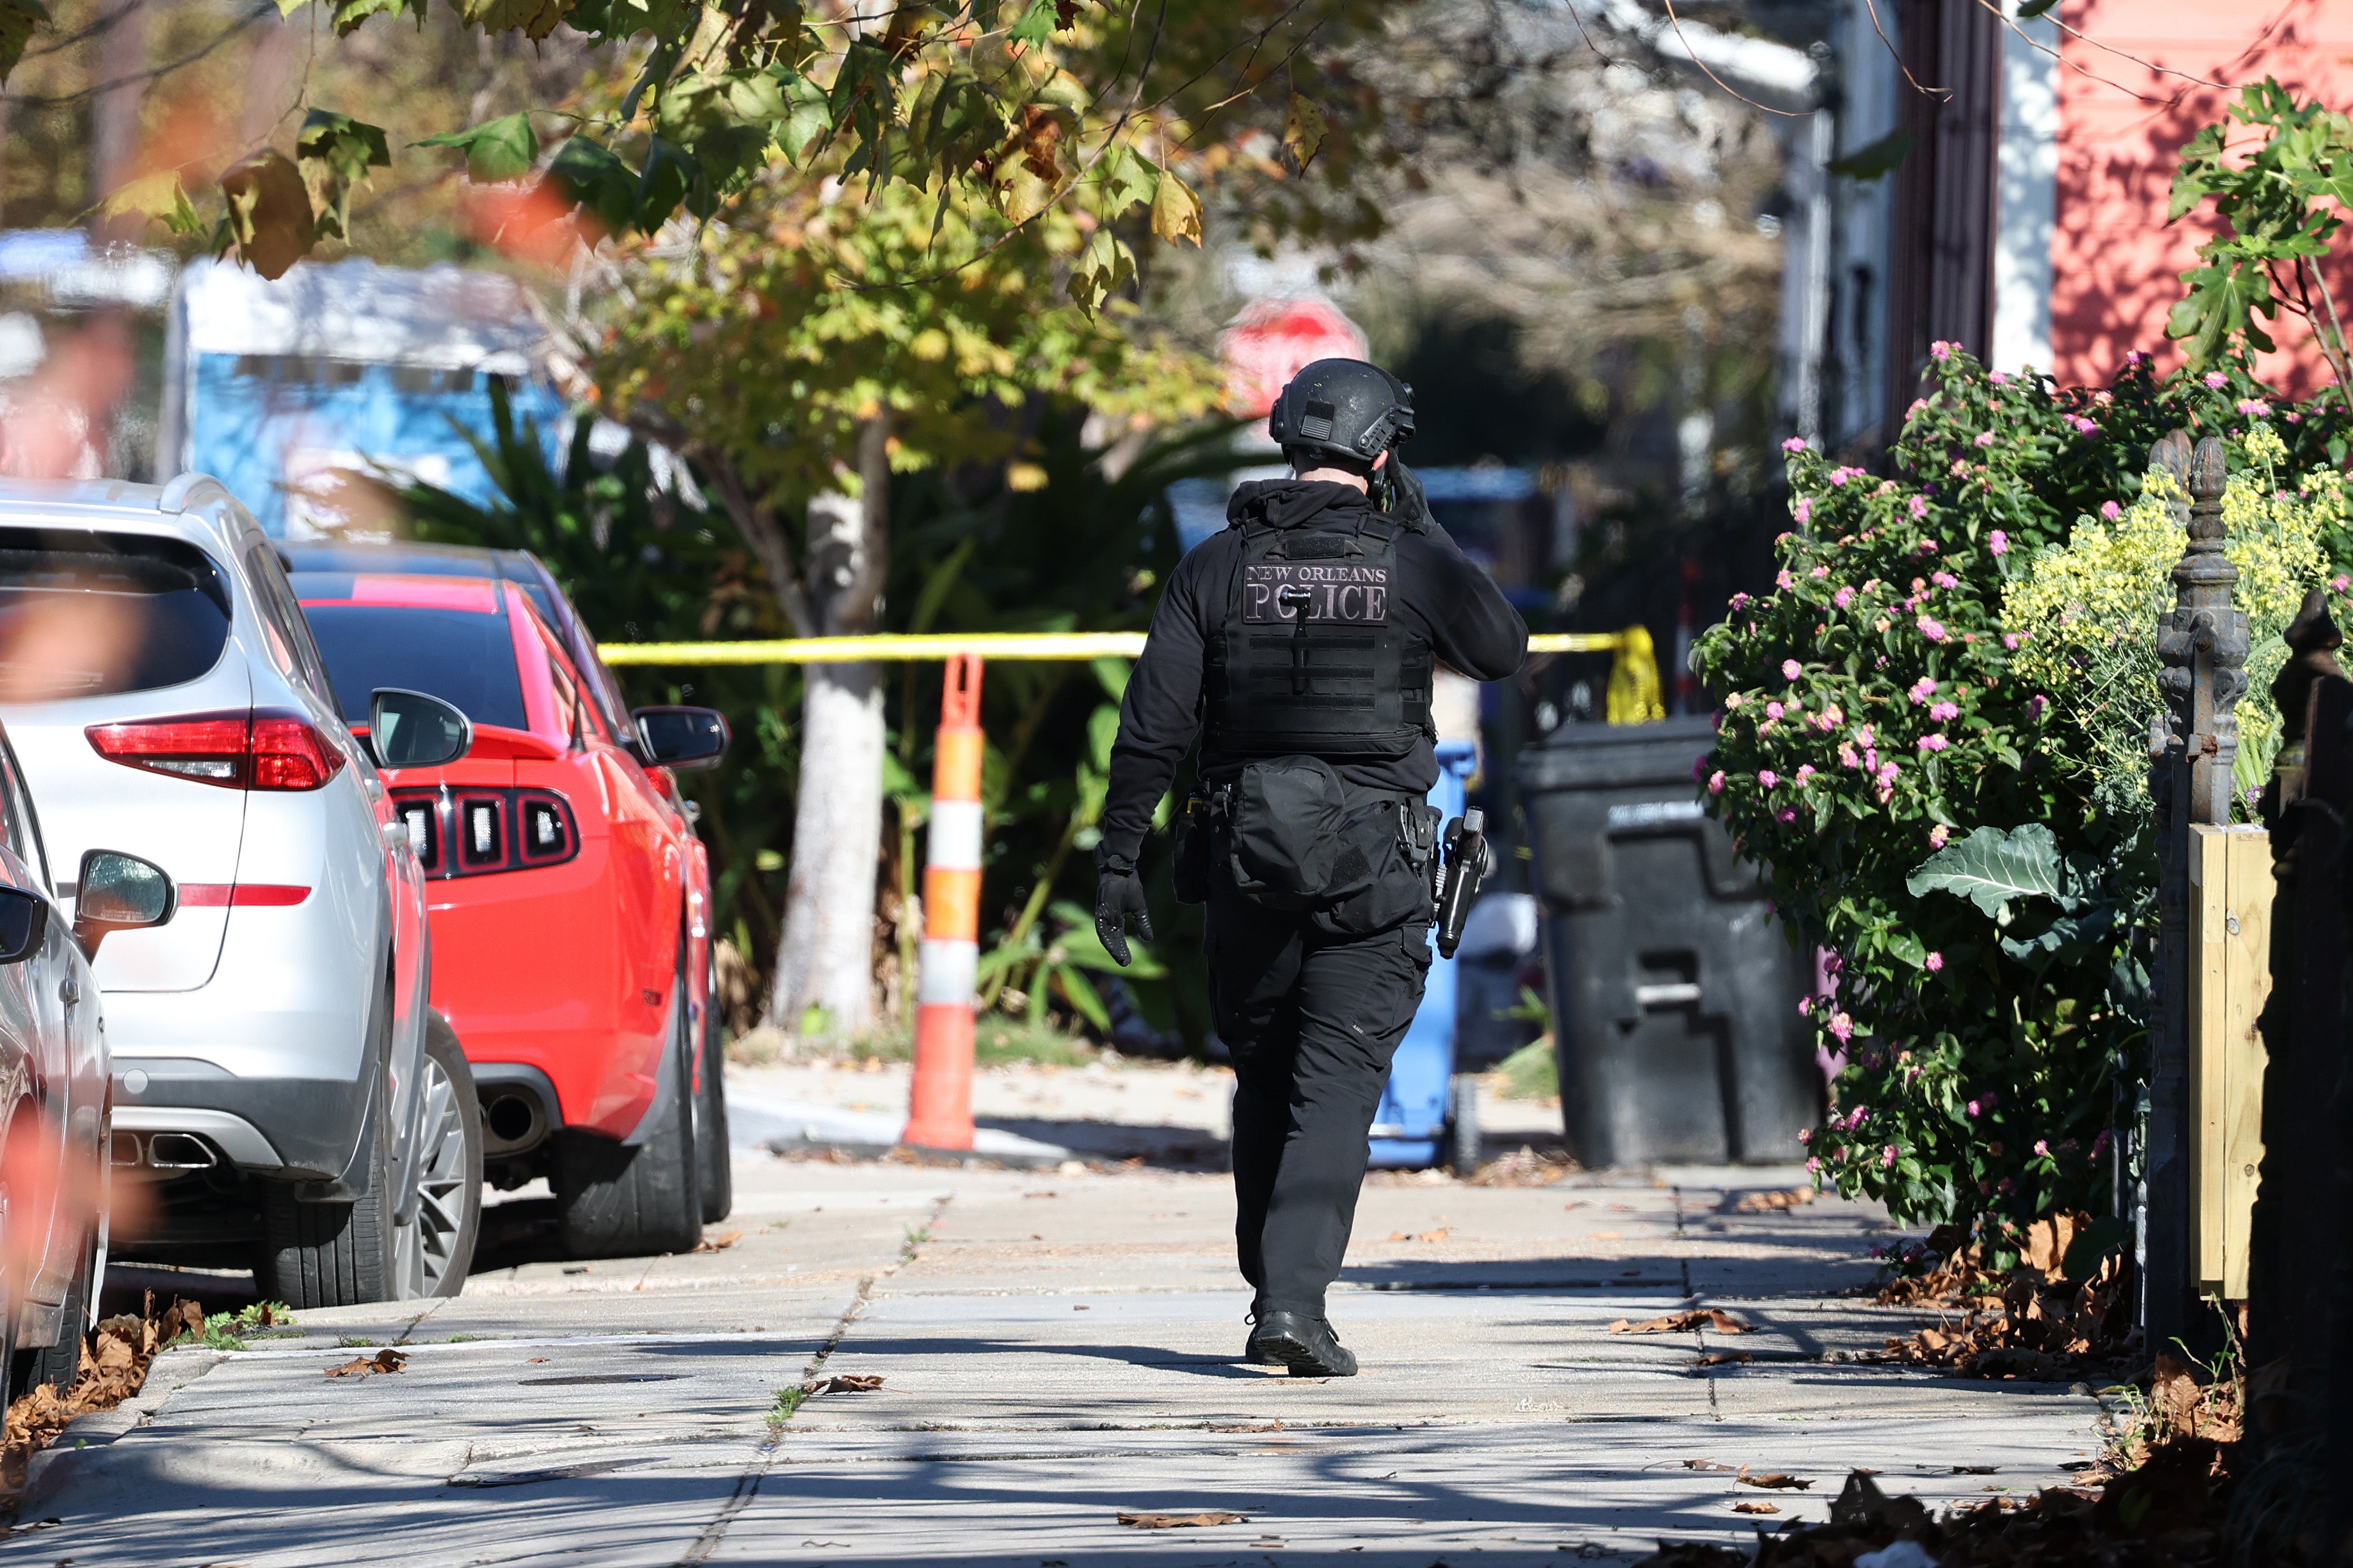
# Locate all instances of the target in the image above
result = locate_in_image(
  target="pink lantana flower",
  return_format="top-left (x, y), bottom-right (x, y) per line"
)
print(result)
top-left (1782, 659), bottom-right (1803, 680)
top-left (2100, 500), bottom-right (2123, 521)
top-left (1925, 952), bottom-right (1944, 972)
top-left (1930, 341), bottom-right (1953, 360)
top-left (1918, 733), bottom-right (1948, 753)
top-left (1929, 823), bottom-right (1950, 849)
top-left (2238, 398), bottom-right (2271, 417)
top-left (1795, 764), bottom-right (1816, 784)
top-left (1882, 1144), bottom-right (1899, 1169)
top-left (1758, 769), bottom-right (1778, 789)
top-left (1781, 436), bottom-right (1808, 453)
top-left (1973, 430), bottom-right (1996, 447)
top-left (1707, 770), bottom-right (1725, 796)
top-left (1988, 530), bottom-right (2008, 556)
top-left (1834, 586), bottom-right (1855, 609)
top-left (1777, 570), bottom-right (1795, 590)
top-left (1918, 616), bottom-right (1949, 642)
top-left (1827, 1012), bottom-right (1854, 1042)
top-left (2071, 415), bottom-right (2099, 435)
top-left (1929, 701), bottom-right (1960, 720)
top-left (1794, 497), bottom-right (1813, 525)
top-left (1724, 692), bottom-right (1744, 709)
top-left (2204, 371), bottom-right (2228, 389)
top-left (1932, 571), bottom-right (1960, 589)
top-left (1908, 678), bottom-right (1936, 703)
top-left (1810, 565), bottom-right (1831, 578)
top-left (1908, 495), bottom-right (1929, 520)
top-left (1766, 701), bottom-right (1784, 720)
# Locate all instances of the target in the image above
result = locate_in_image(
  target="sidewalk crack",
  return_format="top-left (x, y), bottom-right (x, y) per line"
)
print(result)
top-left (674, 1193), bottom-right (952, 1567)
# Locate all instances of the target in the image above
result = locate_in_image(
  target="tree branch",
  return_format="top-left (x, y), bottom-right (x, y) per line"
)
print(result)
top-left (702, 452), bottom-right (820, 639)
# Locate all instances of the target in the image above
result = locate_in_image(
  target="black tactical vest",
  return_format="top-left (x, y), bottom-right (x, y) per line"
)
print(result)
top-left (1204, 514), bottom-right (1435, 761)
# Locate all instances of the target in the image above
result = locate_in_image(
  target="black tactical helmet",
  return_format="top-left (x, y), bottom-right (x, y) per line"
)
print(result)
top-left (1268, 358), bottom-right (1415, 472)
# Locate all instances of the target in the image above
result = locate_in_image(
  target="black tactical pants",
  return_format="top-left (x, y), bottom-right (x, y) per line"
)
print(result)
top-left (1208, 867), bottom-right (1434, 1318)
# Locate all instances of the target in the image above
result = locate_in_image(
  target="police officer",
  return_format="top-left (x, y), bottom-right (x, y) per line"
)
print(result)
top-left (1093, 359), bottom-right (1527, 1376)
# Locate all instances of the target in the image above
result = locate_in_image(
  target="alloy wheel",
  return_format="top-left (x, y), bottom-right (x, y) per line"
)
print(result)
top-left (395, 1053), bottom-right (471, 1298)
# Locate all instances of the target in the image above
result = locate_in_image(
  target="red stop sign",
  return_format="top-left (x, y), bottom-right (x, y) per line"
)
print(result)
top-left (1219, 297), bottom-right (1369, 418)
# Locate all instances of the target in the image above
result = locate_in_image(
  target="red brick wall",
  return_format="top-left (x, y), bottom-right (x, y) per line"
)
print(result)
top-left (2051, 0), bottom-right (2353, 397)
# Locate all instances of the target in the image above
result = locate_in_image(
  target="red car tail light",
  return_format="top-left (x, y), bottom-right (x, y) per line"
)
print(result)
top-left (393, 785), bottom-right (577, 879)
top-left (250, 714), bottom-right (346, 791)
top-left (87, 710), bottom-right (347, 792)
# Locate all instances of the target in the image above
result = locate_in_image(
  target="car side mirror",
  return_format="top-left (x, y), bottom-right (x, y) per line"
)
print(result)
top-left (630, 706), bottom-right (728, 772)
top-left (370, 688), bottom-right (473, 770)
top-left (0, 887), bottom-right (48, 965)
top-left (75, 849), bottom-right (173, 956)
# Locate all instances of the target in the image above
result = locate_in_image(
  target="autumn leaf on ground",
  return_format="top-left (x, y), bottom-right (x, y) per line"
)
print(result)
top-left (1117, 1511), bottom-right (1246, 1529)
top-left (1682, 1458), bottom-right (1735, 1471)
top-left (325, 1348), bottom-right (408, 1378)
top-left (1731, 1501), bottom-right (1780, 1514)
top-left (1611, 1309), bottom-right (1748, 1335)
top-left (1695, 1351), bottom-right (1752, 1367)
top-left (1735, 1466), bottom-right (1812, 1490)
top-left (1733, 1187), bottom-right (1816, 1213)
top-left (693, 1230), bottom-right (744, 1253)
top-left (804, 1374), bottom-right (884, 1394)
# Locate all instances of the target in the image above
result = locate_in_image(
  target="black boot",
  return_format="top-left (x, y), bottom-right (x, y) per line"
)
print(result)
top-left (1246, 1309), bottom-right (1358, 1377)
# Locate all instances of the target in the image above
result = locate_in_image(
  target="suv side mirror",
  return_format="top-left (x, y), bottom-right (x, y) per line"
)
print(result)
top-left (0, 886), bottom-right (48, 964)
top-left (370, 688), bottom-right (473, 770)
top-left (630, 706), bottom-right (729, 772)
top-left (75, 849), bottom-right (173, 955)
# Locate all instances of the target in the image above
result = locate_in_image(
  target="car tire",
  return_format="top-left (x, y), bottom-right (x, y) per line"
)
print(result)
top-left (552, 951), bottom-right (702, 1259)
top-left (694, 961), bottom-right (733, 1225)
top-left (256, 998), bottom-right (395, 1308)
top-left (392, 1014), bottom-right (483, 1299)
top-left (15, 1232), bottom-right (92, 1399)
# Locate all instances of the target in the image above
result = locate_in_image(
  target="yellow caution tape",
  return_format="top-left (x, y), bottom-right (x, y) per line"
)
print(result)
top-left (599, 626), bottom-right (1669, 723)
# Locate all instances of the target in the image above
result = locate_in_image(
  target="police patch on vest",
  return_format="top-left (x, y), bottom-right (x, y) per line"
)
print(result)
top-left (1242, 563), bottom-right (1390, 624)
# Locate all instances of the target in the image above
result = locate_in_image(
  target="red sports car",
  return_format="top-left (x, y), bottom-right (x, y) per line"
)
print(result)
top-left (288, 560), bottom-right (731, 1257)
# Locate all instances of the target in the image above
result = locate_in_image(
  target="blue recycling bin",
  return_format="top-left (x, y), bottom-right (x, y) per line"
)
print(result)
top-left (1366, 740), bottom-right (1480, 1171)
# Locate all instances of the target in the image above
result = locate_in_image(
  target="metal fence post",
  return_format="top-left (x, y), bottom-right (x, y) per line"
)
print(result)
top-left (2147, 430), bottom-right (2245, 1355)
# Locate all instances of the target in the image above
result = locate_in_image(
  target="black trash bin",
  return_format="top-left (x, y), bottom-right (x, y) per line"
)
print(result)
top-left (1516, 715), bottom-right (1818, 1166)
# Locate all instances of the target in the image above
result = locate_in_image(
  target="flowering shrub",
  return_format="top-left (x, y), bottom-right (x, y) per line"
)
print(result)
top-left (1692, 346), bottom-right (2353, 1244)
top-left (2004, 423), bottom-right (2341, 822)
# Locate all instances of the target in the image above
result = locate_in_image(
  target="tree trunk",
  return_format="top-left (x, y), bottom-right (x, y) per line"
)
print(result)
top-left (768, 416), bottom-right (892, 1042)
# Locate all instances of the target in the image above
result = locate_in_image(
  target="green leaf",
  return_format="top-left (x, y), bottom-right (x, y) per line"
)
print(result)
top-left (1048, 963), bottom-right (1111, 1032)
top-left (454, 0), bottom-right (575, 40)
top-left (1905, 823), bottom-right (2064, 919)
top-left (328, 0), bottom-right (423, 35)
top-left (2014, 0), bottom-right (2056, 16)
top-left (1096, 144), bottom-right (1157, 220)
top-left (1086, 703), bottom-right (1120, 774)
top-left (1825, 127), bottom-right (1914, 182)
top-left (296, 109), bottom-right (392, 242)
top-left (0, 0), bottom-right (46, 80)
top-left (1066, 227), bottom-right (1134, 316)
top-left (545, 136), bottom-right (639, 235)
top-left (1008, 0), bottom-right (1054, 45)
top-left (91, 170), bottom-right (205, 237)
top-left (414, 113), bottom-right (541, 183)
top-left (1089, 656), bottom-right (1130, 702)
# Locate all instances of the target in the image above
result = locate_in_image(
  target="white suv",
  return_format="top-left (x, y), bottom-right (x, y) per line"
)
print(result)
top-left (0, 475), bottom-right (482, 1304)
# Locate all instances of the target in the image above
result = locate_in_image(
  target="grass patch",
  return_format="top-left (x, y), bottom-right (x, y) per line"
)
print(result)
top-left (1491, 1037), bottom-right (1558, 1102)
top-left (768, 1384), bottom-right (811, 1429)
top-left (975, 1017), bottom-right (1095, 1068)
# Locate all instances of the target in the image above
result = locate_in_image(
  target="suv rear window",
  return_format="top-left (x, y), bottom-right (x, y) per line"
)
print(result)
top-left (297, 605), bottom-right (528, 731)
top-left (0, 527), bottom-right (234, 698)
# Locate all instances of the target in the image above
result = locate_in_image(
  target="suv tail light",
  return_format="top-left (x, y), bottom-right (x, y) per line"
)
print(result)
top-left (87, 710), bottom-right (348, 792)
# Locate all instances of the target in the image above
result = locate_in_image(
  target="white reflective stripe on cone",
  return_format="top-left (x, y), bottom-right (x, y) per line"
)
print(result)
top-left (916, 938), bottom-right (979, 1005)
top-left (925, 799), bottom-right (985, 872)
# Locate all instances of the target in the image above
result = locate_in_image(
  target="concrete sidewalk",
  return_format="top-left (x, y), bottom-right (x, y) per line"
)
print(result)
top-left (7, 1088), bottom-right (2106, 1566)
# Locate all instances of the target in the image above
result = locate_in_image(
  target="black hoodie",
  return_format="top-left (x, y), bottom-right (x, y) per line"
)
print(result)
top-left (1096, 478), bottom-right (1528, 872)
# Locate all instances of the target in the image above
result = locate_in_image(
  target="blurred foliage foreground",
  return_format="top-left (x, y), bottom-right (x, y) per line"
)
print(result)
top-left (389, 383), bottom-right (1235, 1054)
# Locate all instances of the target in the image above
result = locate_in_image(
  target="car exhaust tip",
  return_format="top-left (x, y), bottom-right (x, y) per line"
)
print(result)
top-left (144, 1132), bottom-right (220, 1170)
top-left (482, 1090), bottom-right (545, 1155)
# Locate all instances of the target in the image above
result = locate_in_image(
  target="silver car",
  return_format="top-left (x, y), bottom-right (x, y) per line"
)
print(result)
top-left (0, 475), bottom-right (483, 1304)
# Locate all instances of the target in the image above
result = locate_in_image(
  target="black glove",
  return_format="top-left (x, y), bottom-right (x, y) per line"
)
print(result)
top-left (1095, 867), bottom-right (1153, 968)
top-left (1386, 457), bottom-right (1430, 532)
